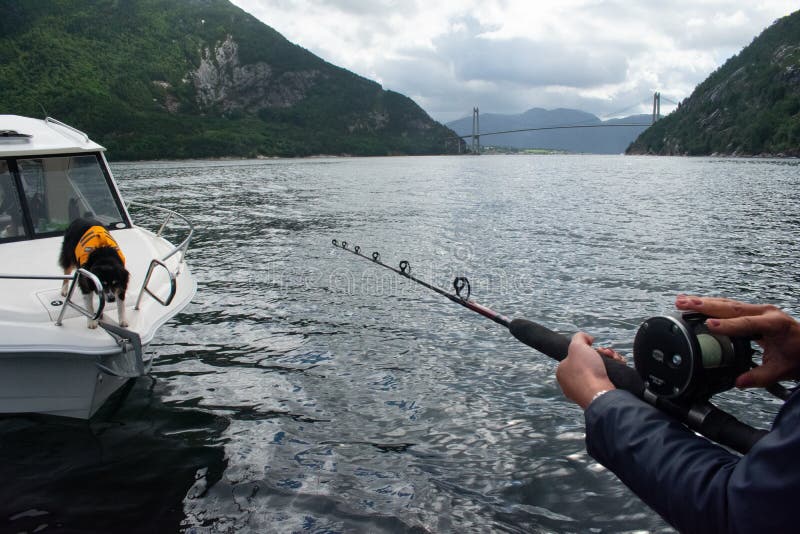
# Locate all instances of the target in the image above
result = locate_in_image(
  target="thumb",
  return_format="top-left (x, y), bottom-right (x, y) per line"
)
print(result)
top-left (571, 331), bottom-right (594, 347)
top-left (736, 363), bottom-right (785, 389)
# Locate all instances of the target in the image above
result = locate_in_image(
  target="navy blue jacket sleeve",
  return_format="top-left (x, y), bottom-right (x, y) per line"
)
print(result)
top-left (584, 389), bottom-right (800, 534)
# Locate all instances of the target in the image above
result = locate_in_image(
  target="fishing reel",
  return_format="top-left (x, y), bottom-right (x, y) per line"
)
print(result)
top-left (633, 312), bottom-right (755, 404)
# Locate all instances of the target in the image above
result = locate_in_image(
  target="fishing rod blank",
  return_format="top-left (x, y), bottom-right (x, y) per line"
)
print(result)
top-left (332, 239), bottom-right (767, 454)
top-left (332, 239), bottom-right (640, 387)
top-left (331, 239), bottom-right (510, 326)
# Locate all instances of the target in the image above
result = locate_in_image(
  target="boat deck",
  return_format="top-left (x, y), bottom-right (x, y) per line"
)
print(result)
top-left (0, 226), bottom-right (195, 355)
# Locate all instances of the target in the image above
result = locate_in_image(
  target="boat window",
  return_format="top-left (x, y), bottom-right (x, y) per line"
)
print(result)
top-left (16, 154), bottom-right (126, 236)
top-left (0, 161), bottom-right (25, 242)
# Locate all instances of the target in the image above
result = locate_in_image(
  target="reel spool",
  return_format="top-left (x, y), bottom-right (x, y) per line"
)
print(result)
top-left (633, 312), bottom-right (754, 403)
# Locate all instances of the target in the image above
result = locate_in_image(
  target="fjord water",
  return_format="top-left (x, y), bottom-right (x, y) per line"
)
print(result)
top-left (2, 155), bottom-right (799, 532)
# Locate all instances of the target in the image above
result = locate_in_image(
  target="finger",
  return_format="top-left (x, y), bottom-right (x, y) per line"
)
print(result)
top-left (677, 295), bottom-right (773, 319)
top-left (606, 352), bottom-right (626, 363)
top-left (675, 294), bottom-right (704, 310)
top-left (597, 347), bottom-right (626, 363)
top-left (736, 360), bottom-right (794, 388)
top-left (706, 314), bottom-right (787, 337)
top-left (675, 295), bottom-right (744, 313)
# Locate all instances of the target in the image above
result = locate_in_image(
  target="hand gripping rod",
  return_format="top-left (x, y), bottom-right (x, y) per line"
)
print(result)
top-left (332, 239), bottom-right (767, 454)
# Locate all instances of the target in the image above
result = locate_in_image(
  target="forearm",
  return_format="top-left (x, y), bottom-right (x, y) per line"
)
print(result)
top-left (585, 390), bottom-right (739, 534)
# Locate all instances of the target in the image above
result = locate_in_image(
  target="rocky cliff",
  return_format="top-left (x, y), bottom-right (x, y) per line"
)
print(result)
top-left (191, 35), bottom-right (320, 112)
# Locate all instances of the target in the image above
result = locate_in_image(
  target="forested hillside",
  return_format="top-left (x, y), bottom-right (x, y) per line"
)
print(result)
top-left (0, 0), bottom-right (461, 159)
top-left (627, 10), bottom-right (800, 156)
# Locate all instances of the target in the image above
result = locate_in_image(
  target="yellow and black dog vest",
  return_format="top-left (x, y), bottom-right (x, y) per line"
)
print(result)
top-left (75, 226), bottom-right (126, 266)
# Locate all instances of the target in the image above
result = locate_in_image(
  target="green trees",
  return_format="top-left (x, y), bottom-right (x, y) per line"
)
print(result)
top-left (627, 11), bottom-right (800, 156)
top-left (0, 0), bottom-right (460, 159)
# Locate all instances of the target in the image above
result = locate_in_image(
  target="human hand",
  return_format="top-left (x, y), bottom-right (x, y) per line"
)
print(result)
top-left (675, 295), bottom-right (800, 388)
top-left (556, 332), bottom-right (617, 409)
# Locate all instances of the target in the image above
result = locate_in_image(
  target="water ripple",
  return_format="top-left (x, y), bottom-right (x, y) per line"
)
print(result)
top-left (4, 156), bottom-right (797, 532)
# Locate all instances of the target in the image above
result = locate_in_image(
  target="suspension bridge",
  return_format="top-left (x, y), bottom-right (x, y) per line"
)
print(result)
top-left (447, 92), bottom-right (681, 154)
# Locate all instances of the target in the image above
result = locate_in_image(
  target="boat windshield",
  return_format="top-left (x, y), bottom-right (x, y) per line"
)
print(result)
top-left (8, 153), bottom-right (128, 239)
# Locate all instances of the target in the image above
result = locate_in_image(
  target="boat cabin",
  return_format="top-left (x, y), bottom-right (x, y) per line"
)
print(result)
top-left (0, 116), bottom-right (131, 243)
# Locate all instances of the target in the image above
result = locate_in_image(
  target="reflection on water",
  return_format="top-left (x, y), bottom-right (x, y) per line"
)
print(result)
top-left (2, 155), bottom-right (798, 532)
top-left (0, 378), bottom-right (228, 532)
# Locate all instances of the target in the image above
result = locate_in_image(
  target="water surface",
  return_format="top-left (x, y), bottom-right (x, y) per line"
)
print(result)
top-left (2, 155), bottom-right (798, 533)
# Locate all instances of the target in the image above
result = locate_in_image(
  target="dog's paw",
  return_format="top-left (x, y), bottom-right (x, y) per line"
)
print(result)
top-left (88, 319), bottom-right (99, 329)
top-left (60, 286), bottom-right (69, 297)
top-left (119, 320), bottom-right (129, 327)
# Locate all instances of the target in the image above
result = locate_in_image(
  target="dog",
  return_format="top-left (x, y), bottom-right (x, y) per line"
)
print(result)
top-left (59, 217), bottom-right (130, 329)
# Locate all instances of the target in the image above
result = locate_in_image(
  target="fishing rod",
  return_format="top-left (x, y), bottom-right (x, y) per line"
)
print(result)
top-left (332, 240), bottom-right (509, 326)
top-left (332, 239), bottom-right (773, 455)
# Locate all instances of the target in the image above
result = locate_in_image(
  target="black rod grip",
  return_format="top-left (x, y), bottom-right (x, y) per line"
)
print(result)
top-left (508, 318), bottom-right (570, 360)
top-left (509, 318), bottom-right (646, 398)
top-left (691, 404), bottom-right (768, 454)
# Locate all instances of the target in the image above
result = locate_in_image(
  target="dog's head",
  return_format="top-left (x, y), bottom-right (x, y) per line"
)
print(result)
top-left (80, 247), bottom-right (130, 301)
top-left (91, 261), bottom-right (130, 302)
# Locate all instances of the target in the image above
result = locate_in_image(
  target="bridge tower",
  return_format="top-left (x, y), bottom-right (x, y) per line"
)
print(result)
top-left (652, 92), bottom-right (661, 122)
top-left (471, 107), bottom-right (480, 155)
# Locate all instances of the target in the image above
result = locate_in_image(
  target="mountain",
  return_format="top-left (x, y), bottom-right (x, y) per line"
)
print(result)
top-left (447, 108), bottom-right (651, 154)
top-left (0, 0), bottom-right (461, 159)
top-left (627, 10), bottom-right (800, 156)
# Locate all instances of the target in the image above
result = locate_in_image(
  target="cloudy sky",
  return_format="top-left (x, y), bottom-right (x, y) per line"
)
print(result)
top-left (231, 0), bottom-right (797, 123)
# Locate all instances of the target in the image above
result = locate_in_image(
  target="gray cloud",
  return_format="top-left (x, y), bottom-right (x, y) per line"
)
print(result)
top-left (316, 0), bottom-right (416, 15)
top-left (438, 36), bottom-right (630, 88)
top-left (232, 0), bottom-right (797, 123)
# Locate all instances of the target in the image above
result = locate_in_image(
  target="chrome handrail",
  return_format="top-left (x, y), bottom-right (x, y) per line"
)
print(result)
top-left (0, 274), bottom-right (74, 280)
top-left (44, 116), bottom-right (90, 143)
top-left (126, 201), bottom-right (193, 307)
top-left (135, 259), bottom-right (177, 310)
top-left (0, 269), bottom-right (105, 325)
top-left (56, 269), bottom-right (105, 325)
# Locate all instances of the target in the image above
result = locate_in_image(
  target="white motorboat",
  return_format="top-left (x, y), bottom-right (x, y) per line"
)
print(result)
top-left (0, 115), bottom-right (196, 419)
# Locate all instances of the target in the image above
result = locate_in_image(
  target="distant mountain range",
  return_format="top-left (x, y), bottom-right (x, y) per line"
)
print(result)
top-left (628, 10), bottom-right (800, 156)
top-left (0, 0), bottom-right (461, 159)
top-left (446, 108), bottom-right (651, 154)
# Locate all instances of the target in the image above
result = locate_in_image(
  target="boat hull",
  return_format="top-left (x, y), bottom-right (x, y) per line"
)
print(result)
top-left (0, 347), bottom-right (149, 419)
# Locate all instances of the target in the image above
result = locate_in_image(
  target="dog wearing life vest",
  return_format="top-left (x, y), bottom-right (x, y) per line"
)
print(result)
top-left (59, 217), bottom-right (130, 329)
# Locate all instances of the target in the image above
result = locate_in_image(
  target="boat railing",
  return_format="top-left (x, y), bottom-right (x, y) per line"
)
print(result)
top-left (126, 201), bottom-right (194, 310)
top-left (136, 259), bottom-right (177, 308)
top-left (45, 116), bottom-right (90, 143)
top-left (0, 269), bottom-right (105, 325)
top-left (58, 269), bottom-right (105, 325)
